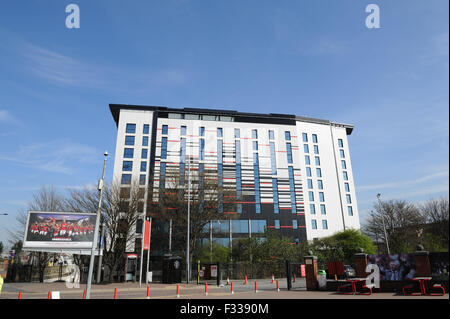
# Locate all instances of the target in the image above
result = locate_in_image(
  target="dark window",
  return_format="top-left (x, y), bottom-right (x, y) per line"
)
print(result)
top-left (143, 124), bottom-right (150, 134)
top-left (126, 123), bottom-right (136, 134)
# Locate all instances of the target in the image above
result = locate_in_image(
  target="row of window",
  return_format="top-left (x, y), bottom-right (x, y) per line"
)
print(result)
top-left (121, 173), bottom-right (146, 185)
top-left (338, 138), bottom-right (354, 217)
top-left (311, 219), bottom-right (328, 230)
top-left (126, 123), bottom-right (150, 134)
top-left (203, 220), bottom-right (267, 234)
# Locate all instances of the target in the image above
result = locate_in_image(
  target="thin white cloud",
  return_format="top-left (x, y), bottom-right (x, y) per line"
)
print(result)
top-left (358, 170), bottom-right (449, 191)
top-left (0, 109), bottom-right (23, 126)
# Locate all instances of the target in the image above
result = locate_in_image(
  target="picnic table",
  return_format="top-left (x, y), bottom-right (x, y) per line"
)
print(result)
top-left (337, 278), bottom-right (374, 295)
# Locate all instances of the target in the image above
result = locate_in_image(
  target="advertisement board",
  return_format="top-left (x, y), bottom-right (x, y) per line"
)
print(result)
top-left (22, 211), bottom-right (101, 255)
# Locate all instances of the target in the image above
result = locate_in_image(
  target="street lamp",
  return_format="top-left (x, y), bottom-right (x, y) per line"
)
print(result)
top-left (376, 193), bottom-right (391, 255)
top-left (186, 155), bottom-right (191, 283)
top-left (85, 151), bottom-right (108, 299)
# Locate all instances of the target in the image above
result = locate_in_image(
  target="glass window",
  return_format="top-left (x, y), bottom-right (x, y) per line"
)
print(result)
top-left (121, 174), bottom-right (132, 184)
top-left (142, 136), bottom-right (149, 146)
top-left (305, 155), bottom-right (310, 165)
top-left (270, 142), bottom-right (277, 175)
top-left (345, 183), bottom-right (350, 192)
top-left (274, 220), bottom-right (280, 229)
top-left (346, 194), bottom-right (352, 204)
top-left (307, 179), bottom-right (313, 189)
top-left (314, 145), bottom-right (319, 154)
top-left (319, 192), bottom-right (325, 202)
top-left (253, 141), bottom-right (258, 151)
top-left (343, 171), bottom-right (348, 180)
top-left (288, 166), bottom-right (297, 213)
top-left (338, 139), bottom-right (344, 148)
top-left (217, 128), bottom-right (223, 137)
top-left (269, 130), bottom-right (275, 140)
top-left (232, 220), bottom-right (249, 233)
top-left (340, 149), bottom-right (345, 158)
top-left (320, 204), bottom-right (326, 215)
top-left (311, 219), bottom-right (317, 229)
top-left (126, 123), bottom-right (136, 134)
top-left (143, 124), bottom-right (149, 134)
top-left (292, 219), bottom-right (298, 229)
top-left (220, 116), bottom-right (232, 122)
top-left (252, 129), bottom-right (258, 139)
top-left (202, 115), bottom-right (215, 121)
top-left (161, 137), bottom-right (168, 159)
top-left (302, 133), bottom-right (308, 142)
top-left (185, 114), bottom-right (200, 120)
top-left (253, 153), bottom-right (261, 214)
top-left (199, 139), bottom-right (205, 161)
top-left (168, 113), bottom-right (183, 119)
top-left (122, 161), bottom-right (133, 171)
top-left (141, 149), bottom-right (148, 159)
top-left (199, 127), bottom-right (205, 136)
top-left (315, 156), bottom-right (320, 166)
top-left (306, 167), bottom-right (312, 177)
top-left (310, 204), bottom-right (316, 214)
top-left (181, 126), bottom-right (187, 136)
top-left (316, 168), bottom-right (322, 177)
top-left (341, 160), bottom-right (347, 169)
top-left (272, 178), bottom-right (279, 214)
top-left (234, 128), bottom-right (240, 138)
top-left (124, 148), bottom-right (134, 158)
top-left (322, 220), bottom-right (328, 230)
top-left (304, 144), bottom-right (309, 153)
top-left (309, 191), bottom-right (314, 202)
top-left (125, 135), bottom-right (135, 146)
top-left (286, 143), bottom-right (293, 164)
top-left (285, 131), bottom-right (291, 140)
top-left (139, 174), bottom-right (146, 185)
top-left (162, 125), bottom-right (168, 135)
top-left (312, 134), bottom-right (318, 143)
top-left (140, 161), bottom-right (147, 172)
top-left (318, 180), bottom-right (323, 190)
top-left (348, 206), bottom-right (353, 216)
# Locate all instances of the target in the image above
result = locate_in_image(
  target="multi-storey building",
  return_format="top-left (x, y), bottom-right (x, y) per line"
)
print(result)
top-left (109, 104), bottom-right (360, 252)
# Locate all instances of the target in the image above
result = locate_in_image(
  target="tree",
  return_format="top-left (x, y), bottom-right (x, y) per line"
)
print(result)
top-left (66, 182), bottom-right (143, 282)
top-left (152, 165), bottom-right (238, 276)
top-left (418, 197), bottom-right (449, 250)
top-left (0, 241), bottom-right (3, 255)
top-left (363, 199), bottom-right (426, 254)
top-left (195, 242), bottom-right (231, 263)
top-left (308, 229), bottom-right (376, 267)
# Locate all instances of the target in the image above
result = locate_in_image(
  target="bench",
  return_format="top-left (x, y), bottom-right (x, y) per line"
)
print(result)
top-left (402, 281), bottom-right (422, 296)
top-left (337, 282), bottom-right (354, 295)
top-left (356, 283), bottom-right (375, 295)
top-left (427, 283), bottom-right (445, 296)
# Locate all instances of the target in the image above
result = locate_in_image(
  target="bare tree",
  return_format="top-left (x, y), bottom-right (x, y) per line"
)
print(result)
top-left (418, 197), bottom-right (449, 249)
top-left (66, 182), bottom-right (143, 282)
top-left (364, 199), bottom-right (426, 254)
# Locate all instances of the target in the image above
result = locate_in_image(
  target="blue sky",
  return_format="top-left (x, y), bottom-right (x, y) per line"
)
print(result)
top-left (0, 1), bottom-right (448, 248)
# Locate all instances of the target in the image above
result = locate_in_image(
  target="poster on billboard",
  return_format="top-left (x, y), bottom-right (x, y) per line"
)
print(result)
top-left (368, 254), bottom-right (417, 281)
top-left (22, 211), bottom-right (101, 255)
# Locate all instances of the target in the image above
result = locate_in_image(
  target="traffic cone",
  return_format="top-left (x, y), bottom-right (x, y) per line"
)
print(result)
top-left (244, 275), bottom-right (248, 285)
top-left (271, 274), bottom-right (275, 284)
top-left (18, 292), bottom-right (22, 299)
top-left (146, 285), bottom-right (150, 299)
top-left (48, 291), bottom-right (51, 299)
top-left (205, 282), bottom-right (208, 296)
top-left (176, 284), bottom-right (180, 298)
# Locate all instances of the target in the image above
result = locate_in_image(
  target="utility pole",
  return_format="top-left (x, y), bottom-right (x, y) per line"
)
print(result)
top-left (96, 222), bottom-right (105, 283)
top-left (85, 151), bottom-right (108, 299)
top-left (376, 194), bottom-right (391, 255)
top-left (186, 155), bottom-right (191, 283)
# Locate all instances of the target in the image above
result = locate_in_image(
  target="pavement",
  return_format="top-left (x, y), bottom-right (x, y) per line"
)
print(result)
top-left (0, 278), bottom-right (448, 299)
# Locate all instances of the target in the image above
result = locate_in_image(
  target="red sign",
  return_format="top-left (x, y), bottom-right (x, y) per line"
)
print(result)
top-left (143, 220), bottom-right (151, 251)
top-left (300, 264), bottom-right (306, 277)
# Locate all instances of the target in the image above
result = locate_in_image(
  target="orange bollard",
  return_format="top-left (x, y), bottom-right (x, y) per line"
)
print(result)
top-left (276, 280), bottom-right (280, 292)
top-left (272, 274), bottom-right (275, 284)
top-left (255, 280), bottom-right (258, 293)
top-left (205, 282), bottom-right (208, 296)
top-left (231, 281), bottom-right (234, 294)
top-left (226, 277), bottom-right (230, 285)
top-left (82, 290), bottom-right (86, 299)
top-left (114, 288), bottom-right (118, 299)
top-left (244, 275), bottom-right (248, 285)
top-left (176, 284), bottom-right (180, 298)
top-left (18, 292), bottom-right (22, 299)
top-left (293, 274), bottom-right (296, 283)
top-left (147, 285), bottom-right (150, 299)
top-left (48, 291), bottom-right (51, 299)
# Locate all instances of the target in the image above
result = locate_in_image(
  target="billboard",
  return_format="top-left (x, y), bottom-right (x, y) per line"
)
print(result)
top-left (368, 254), bottom-right (417, 281)
top-left (23, 211), bottom-right (99, 254)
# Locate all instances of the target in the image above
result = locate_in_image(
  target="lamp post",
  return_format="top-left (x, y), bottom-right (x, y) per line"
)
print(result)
top-left (85, 151), bottom-right (108, 299)
top-left (376, 193), bottom-right (390, 255)
top-left (186, 155), bottom-right (191, 283)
